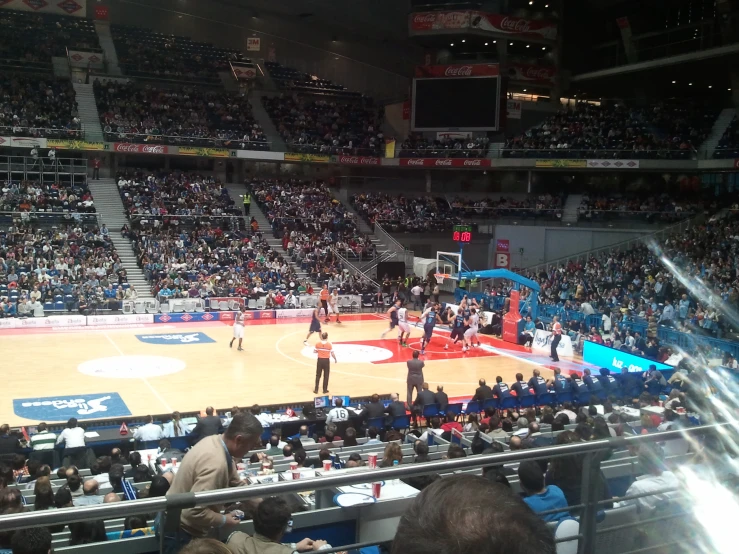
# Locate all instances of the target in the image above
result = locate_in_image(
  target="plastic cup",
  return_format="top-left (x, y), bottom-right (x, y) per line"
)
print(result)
top-left (367, 453), bottom-right (377, 469)
top-left (372, 482), bottom-right (381, 499)
top-left (237, 463), bottom-right (245, 471)
top-left (147, 454), bottom-right (152, 462)
top-left (171, 458), bottom-right (177, 467)
top-left (160, 458), bottom-right (166, 468)
top-left (289, 462), bottom-right (298, 471)
top-left (292, 469), bottom-right (301, 480)
top-left (322, 460), bottom-right (332, 471)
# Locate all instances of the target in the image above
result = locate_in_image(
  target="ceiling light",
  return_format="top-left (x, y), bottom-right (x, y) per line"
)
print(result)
top-left (523, 89), bottom-right (527, 92)
top-left (689, 82), bottom-right (693, 86)
top-left (545, 3), bottom-right (549, 7)
top-left (529, 1), bottom-right (534, 4)
top-left (708, 85), bottom-right (712, 89)
top-left (450, 43), bottom-right (454, 46)
top-left (484, 42), bottom-right (489, 46)
top-left (510, 42), bottom-right (514, 46)
top-left (526, 44), bottom-right (530, 48)
top-left (493, 40), bottom-right (497, 44)
top-left (461, 39), bottom-right (466, 43)
top-left (729, 88), bottom-right (732, 91)
top-left (542, 47), bottom-right (546, 50)
top-left (672, 80), bottom-right (676, 84)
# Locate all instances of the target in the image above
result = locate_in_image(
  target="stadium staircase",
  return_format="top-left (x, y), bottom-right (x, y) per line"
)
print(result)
top-left (224, 184), bottom-right (316, 288)
top-left (698, 107), bottom-right (736, 159)
top-left (87, 178), bottom-right (153, 300)
top-left (94, 21), bottom-right (122, 76)
top-left (72, 83), bottom-right (105, 143)
top-left (561, 194), bottom-right (582, 224)
top-left (248, 91), bottom-right (287, 151)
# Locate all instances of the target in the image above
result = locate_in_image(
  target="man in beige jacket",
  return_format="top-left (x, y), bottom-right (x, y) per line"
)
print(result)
top-left (163, 412), bottom-right (263, 552)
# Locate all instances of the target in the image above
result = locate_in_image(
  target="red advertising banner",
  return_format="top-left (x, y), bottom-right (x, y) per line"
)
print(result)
top-left (410, 10), bottom-right (557, 41)
top-left (507, 63), bottom-right (556, 84)
top-left (335, 155), bottom-right (381, 166)
top-left (472, 13), bottom-right (558, 41)
top-left (414, 63), bottom-right (499, 78)
top-left (402, 100), bottom-right (411, 120)
top-left (68, 50), bottom-right (105, 70)
top-left (399, 158), bottom-right (491, 168)
top-left (94, 5), bottom-right (109, 20)
top-left (496, 239), bottom-right (510, 252)
top-left (410, 11), bottom-right (471, 31)
top-left (113, 143), bottom-right (169, 154)
top-left (232, 65), bottom-right (256, 80)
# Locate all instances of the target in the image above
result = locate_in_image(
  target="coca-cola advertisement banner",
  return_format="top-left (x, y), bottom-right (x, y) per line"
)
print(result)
top-left (113, 143), bottom-right (169, 155)
top-left (399, 158), bottom-right (492, 169)
top-left (333, 155), bottom-right (381, 166)
top-left (410, 11), bottom-right (471, 32)
top-left (472, 13), bottom-right (558, 41)
top-left (0, 0), bottom-right (87, 18)
top-left (414, 63), bottom-right (499, 79)
top-left (409, 10), bottom-right (557, 41)
top-left (507, 63), bottom-right (556, 84)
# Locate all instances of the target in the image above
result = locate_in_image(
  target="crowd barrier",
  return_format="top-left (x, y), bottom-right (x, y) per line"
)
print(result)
top-left (0, 314), bottom-right (154, 329)
top-left (153, 308), bottom-right (323, 324)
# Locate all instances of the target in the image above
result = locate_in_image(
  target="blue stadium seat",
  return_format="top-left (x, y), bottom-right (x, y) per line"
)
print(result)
top-left (446, 403), bottom-right (463, 418)
top-left (463, 401), bottom-right (481, 415)
top-left (499, 396), bottom-right (518, 410)
top-left (519, 395), bottom-right (537, 409)
top-left (366, 417), bottom-right (385, 431)
top-left (556, 390), bottom-right (573, 404)
top-left (43, 302), bottom-right (53, 311)
top-left (390, 415), bottom-right (410, 431)
top-left (482, 398), bottom-right (499, 412)
top-left (54, 301), bottom-right (65, 311)
top-left (422, 404), bottom-right (441, 419)
top-left (537, 393), bottom-right (556, 407)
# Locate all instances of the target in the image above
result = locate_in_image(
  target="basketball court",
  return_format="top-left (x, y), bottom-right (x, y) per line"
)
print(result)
top-left (0, 311), bottom-right (589, 426)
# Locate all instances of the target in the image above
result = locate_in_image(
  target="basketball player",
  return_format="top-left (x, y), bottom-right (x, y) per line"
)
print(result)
top-left (304, 306), bottom-right (322, 345)
top-left (319, 284), bottom-right (330, 322)
top-left (313, 331), bottom-right (337, 394)
top-left (328, 288), bottom-right (341, 324)
top-left (380, 299), bottom-right (401, 339)
top-left (419, 302), bottom-right (442, 355)
top-left (397, 303), bottom-right (411, 347)
top-left (463, 307), bottom-right (481, 352)
top-left (446, 306), bottom-right (466, 350)
top-left (229, 306), bottom-right (246, 351)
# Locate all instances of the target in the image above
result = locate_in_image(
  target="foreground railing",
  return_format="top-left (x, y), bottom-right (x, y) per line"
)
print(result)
top-left (0, 423), bottom-right (729, 554)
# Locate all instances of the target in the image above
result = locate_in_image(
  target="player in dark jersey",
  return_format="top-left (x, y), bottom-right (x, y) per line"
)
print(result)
top-left (303, 307), bottom-right (322, 345)
top-left (419, 303), bottom-right (442, 355)
top-left (447, 309), bottom-right (466, 350)
top-left (381, 299), bottom-right (402, 339)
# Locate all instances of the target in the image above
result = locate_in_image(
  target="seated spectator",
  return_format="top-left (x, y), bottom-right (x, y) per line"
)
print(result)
top-left (29, 423), bottom-right (56, 451)
top-left (391, 474), bottom-right (556, 553)
top-left (10, 526), bottom-right (52, 554)
top-left (399, 133), bottom-right (489, 159)
top-left (68, 520), bottom-right (107, 546)
top-left (226, 496), bottom-right (329, 553)
top-left (518, 461), bottom-right (571, 522)
top-left (133, 415), bottom-right (164, 442)
top-left (74, 478), bottom-right (105, 506)
top-left (617, 444), bottom-right (679, 513)
top-left (351, 192), bottom-right (460, 233)
top-left (380, 443), bottom-right (403, 467)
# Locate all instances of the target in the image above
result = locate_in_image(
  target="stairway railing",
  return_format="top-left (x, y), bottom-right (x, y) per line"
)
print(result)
top-left (330, 246), bottom-right (381, 289)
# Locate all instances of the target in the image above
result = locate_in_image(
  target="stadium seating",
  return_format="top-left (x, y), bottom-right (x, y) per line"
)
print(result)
top-left (0, 10), bottom-right (100, 71)
top-left (265, 61), bottom-right (361, 98)
top-left (251, 179), bottom-right (376, 272)
top-left (111, 25), bottom-right (250, 85)
top-left (94, 81), bottom-right (268, 149)
top-left (449, 194), bottom-right (564, 222)
top-left (263, 94), bottom-right (383, 155)
top-left (713, 115), bottom-right (739, 159)
top-left (0, 75), bottom-right (82, 139)
top-left (399, 134), bottom-right (490, 159)
top-left (504, 101), bottom-right (718, 159)
top-left (351, 192), bottom-right (461, 232)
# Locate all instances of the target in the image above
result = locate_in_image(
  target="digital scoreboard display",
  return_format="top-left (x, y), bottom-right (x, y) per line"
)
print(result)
top-left (453, 224), bottom-right (472, 243)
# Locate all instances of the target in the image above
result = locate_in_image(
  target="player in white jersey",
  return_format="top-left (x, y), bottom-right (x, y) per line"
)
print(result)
top-left (463, 307), bottom-right (481, 352)
top-left (328, 289), bottom-right (341, 323)
top-left (397, 304), bottom-right (411, 347)
top-left (230, 306), bottom-right (246, 351)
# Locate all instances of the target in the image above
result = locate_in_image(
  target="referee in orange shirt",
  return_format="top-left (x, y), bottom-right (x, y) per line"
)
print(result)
top-left (313, 331), bottom-right (337, 394)
top-left (550, 315), bottom-right (563, 362)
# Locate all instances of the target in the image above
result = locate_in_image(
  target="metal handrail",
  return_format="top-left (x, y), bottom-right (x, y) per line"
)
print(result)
top-left (0, 422), bottom-right (725, 532)
top-left (373, 222), bottom-right (407, 253)
top-left (105, 133), bottom-right (270, 148)
top-left (329, 246), bottom-right (381, 289)
top-left (0, 127), bottom-right (84, 139)
top-left (498, 148), bottom-right (696, 159)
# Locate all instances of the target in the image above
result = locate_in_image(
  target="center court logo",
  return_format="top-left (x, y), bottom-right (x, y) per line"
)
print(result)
top-left (300, 343), bottom-right (393, 363)
top-left (78, 355), bottom-right (186, 379)
top-left (136, 332), bottom-right (215, 344)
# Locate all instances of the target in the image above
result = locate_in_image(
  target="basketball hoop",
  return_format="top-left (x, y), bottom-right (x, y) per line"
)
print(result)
top-left (434, 273), bottom-right (450, 285)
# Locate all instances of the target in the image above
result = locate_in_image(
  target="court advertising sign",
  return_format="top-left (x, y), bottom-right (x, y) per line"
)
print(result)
top-left (532, 329), bottom-right (574, 357)
top-left (582, 340), bottom-right (673, 373)
top-left (13, 393), bottom-right (131, 421)
top-left (136, 332), bottom-right (215, 344)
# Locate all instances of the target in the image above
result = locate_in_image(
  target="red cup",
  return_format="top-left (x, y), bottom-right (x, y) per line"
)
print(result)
top-left (367, 453), bottom-right (377, 469)
top-left (372, 482), bottom-right (381, 499)
top-left (322, 460), bottom-right (332, 471)
top-left (171, 458), bottom-right (177, 467)
top-left (292, 469), bottom-right (300, 480)
top-left (289, 462), bottom-right (298, 471)
top-left (236, 463), bottom-right (245, 471)
top-left (160, 458), bottom-right (166, 468)
top-left (147, 454), bottom-right (152, 462)
top-left (262, 462), bottom-right (270, 471)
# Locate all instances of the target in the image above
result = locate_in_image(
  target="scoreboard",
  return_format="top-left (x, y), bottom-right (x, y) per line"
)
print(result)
top-left (453, 224), bottom-right (472, 243)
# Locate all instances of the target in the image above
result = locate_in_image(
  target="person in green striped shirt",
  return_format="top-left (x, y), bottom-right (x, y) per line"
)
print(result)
top-left (30, 423), bottom-right (57, 451)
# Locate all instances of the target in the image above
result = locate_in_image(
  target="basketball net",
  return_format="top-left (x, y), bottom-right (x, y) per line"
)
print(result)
top-left (434, 273), bottom-right (450, 285)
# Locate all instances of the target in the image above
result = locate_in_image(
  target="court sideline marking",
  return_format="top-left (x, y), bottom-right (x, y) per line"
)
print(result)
top-left (103, 332), bottom-right (173, 413)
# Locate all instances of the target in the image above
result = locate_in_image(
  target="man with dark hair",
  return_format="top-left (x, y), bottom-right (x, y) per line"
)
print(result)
top-left (109, 463), bottom-right (125, 493)
top-left (227, 496), bottom-right (328, 553)
top-left (10, 526), bottom-right (52, 554)
top-left (165, 412), bottom-right (263, 550)
top-left (434, 385), bottom-right (449, 412)
top-left (518, 461), bottom-right (570, 522)
top-left (326, 397), bottom-right (349, 425)
top-left (492, 376), bottom-right (512, 401)
top-left (406, 350), bottom-right (425, 407)
top-left (360, 394), bottom-right (385, 421)
top-left (157, 439), bottom-right (186, 466)
top-left (0, 423), bottom-right (20, 455)
top-left (511, 372), bottom-right (533, 399)
top-left (487, 415), bottom-right (508, 440)
top-left (446, 445), bottom-right (466, 459)
top-left (67, 473), bottom-right (83, 498)
top-left (472, 379), bottom-right (493, 403)
top-left (190, 406), bottom-right (224, 442)
top-left (391, 474), bottom-right (556, 553)
top-left (29, 423), bottom-right (56, 452)
top-left (366, 427), bottom-right (382, 445)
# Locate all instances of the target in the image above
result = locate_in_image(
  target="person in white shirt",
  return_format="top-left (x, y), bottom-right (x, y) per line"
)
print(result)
top-left (133, 415), bottom-right (164, 441)
top-left (56, 418), bottom-right (86, 454)
top-left (617, 444), bottom-right (679, 513)
top-left (410, 284), bottom-right (423, 310)
top-left (162, 411), bottom-right (190, 438)
top-left (325, 398), bottom-right (349, 425)
top-left (418, 417), bottom-right (444, 443)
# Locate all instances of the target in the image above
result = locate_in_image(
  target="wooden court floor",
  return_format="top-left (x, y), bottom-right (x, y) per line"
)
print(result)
top-left (0, 313), bottom-right (570, 426)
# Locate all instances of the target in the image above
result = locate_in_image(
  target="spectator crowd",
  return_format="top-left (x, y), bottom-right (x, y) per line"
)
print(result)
top-left (351, 192), bottom-right (460, 232)
top-left (94, 80), bottom-right (268, 149)
top-left (714, 115), bottom-right (739, 159)
top-left (399, 134), bottom-right (490, 159)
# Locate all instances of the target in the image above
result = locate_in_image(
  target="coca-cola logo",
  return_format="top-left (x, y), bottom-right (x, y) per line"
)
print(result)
top-left (524, 66), bottom-right (553, 80)
top-left (339, 156), bottom-right (359, 164)
top-left (114, 143), bottom-right (140, 153)
top-left (435, 159), bottom-right (453, 166)
top-left (499, 16), bottom-right (532, 34)
top-left (413, 13), bottom-right (437, 24)
top-left (444, 65), bottom-right (473, 77)
top-left (463, 159), bottom-right (481, 166)
top-left (114, 143), bottom-right (168, 154)
top-left (143, 145), bottom-right (167, 154)
top-left (407, 159), bottom-right (426, 166)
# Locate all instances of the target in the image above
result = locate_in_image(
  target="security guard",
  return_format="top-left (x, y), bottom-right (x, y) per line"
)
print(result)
top-left (242, 192), bottom-right (251, 215)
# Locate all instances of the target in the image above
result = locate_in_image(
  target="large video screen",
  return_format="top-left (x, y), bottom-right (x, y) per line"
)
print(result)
top-left (412, 77), bottom-right (500, 131)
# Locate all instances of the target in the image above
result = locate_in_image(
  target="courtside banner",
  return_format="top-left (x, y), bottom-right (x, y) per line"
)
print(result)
top-left (586, 159), bottom-right (641, 169)
top-left (10, 137), bottom-right (47, 148)
top-left (276, 308), bottom-right (315, 319)
top-left (507, 63), bottom-right (556, 84)
top-left (535, 160), bottom-right (587, 168)
top-left (0, 315), bottom-right (87, 329)
top-left (47, 139), bottom-right (104, 151)
top-left (333, 155), bottom-right (382, 166)
top-left (414, 63), bottom-right (499, 78)
top-left (399, 158), bottom-right (491, 168)
top-left (87, 314), bottom-right (154, 326)
top-left (0, 0), bottom-right (87, 17)
top-left (472, 13), bottom-right (558, 41)
top-left (179, 147), bottom-right (229, 157)
top-left (284, 153), bottom-right (330, 163)
top-left (583, 341), bottom-right (673, 373)
top-left (532, 329), bottom-right (574, 358)
top-left (409, 10), bottom-right (472, 32)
